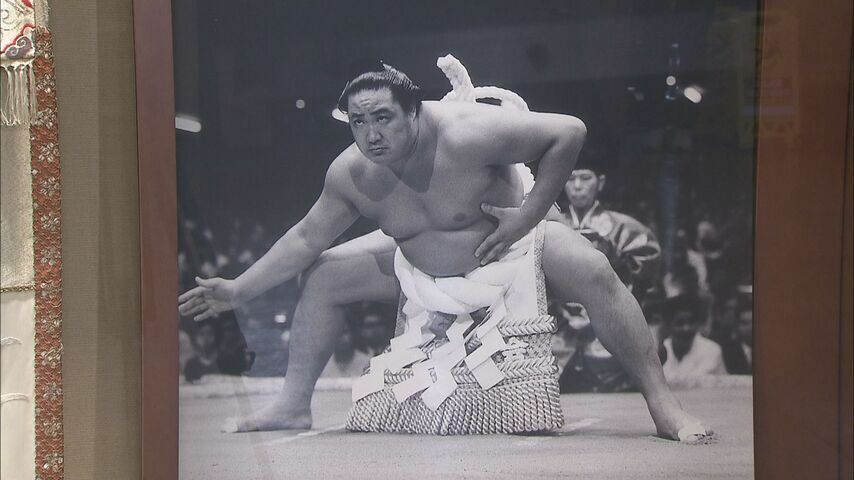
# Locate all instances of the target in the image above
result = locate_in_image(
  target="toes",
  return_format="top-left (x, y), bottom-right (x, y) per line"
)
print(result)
top-left (677, 422), bottom-right (712, 442)
top-left (221, 417), bottom-right (240, 433)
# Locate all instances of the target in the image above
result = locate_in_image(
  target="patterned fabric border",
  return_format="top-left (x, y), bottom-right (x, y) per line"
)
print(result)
top-left (30, 26), bottom-right (63, 480)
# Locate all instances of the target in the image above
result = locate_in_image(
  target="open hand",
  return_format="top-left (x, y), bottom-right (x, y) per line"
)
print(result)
top-left (475, 203), bottom-right (532, 265)
top-left (178, 276), bottom-right (238, 321)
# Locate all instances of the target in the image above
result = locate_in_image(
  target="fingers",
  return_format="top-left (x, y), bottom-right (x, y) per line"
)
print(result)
top-left (474, 233), bottom-right (498, 259)
top-left (184, 302), bottom-right (210, 317)
top-left (178, 295), bottom-right (205, 315)
top-left (481, 241), bottom-right (507, 265)
top-left (178, 285), bottom-right (207, 303)
top-left (195, 276), bottom-right (220, 288)
top-left (193, 309), bottom-right (218, 322)
top-left (480, 203), bottom-right (508, 218)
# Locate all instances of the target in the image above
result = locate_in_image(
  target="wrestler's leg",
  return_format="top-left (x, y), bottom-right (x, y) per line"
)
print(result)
top-left (541, 221), bottom-right (709, 441)
top-left (226, 229), bottom-right (400, 432)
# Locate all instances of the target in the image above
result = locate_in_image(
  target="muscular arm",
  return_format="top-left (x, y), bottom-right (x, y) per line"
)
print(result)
top-left (231, 159), bottom-right (360, 303)
top-left (449, 103), bottom-right (586, 229)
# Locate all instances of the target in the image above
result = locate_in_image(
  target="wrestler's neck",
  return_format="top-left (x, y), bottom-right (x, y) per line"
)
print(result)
top-left (386, 110), bottom-right (437, 178)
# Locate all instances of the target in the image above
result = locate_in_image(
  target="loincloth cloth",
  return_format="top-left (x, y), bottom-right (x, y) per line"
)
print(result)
top-left (393, 224), bottom-right (541, 317)
top-left (346, 222), bottom-right (563, 434)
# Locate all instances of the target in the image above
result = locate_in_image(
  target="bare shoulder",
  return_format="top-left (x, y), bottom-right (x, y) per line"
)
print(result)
top-left (430, 101), bottom-right (583, 134)
top-left (428, 101), bottom-right (509, 136)
top-left (324, 144), bottom-right (364, 195)
top-left (428, 101), bottom-right (585, 166)
top-left (428, 102), bottom-right (511, 153)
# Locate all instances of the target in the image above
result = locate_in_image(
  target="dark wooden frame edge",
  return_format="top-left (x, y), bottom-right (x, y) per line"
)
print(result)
top-left (133, 1), bottom-right (853, 478)
top-left (134, 0), bottom-right (179, 478)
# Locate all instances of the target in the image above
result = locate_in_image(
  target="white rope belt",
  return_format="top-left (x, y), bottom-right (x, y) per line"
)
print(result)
top-left (393, 229), bottom-right (534, 315)
top-left (353, 224), bottom-right (543, 409)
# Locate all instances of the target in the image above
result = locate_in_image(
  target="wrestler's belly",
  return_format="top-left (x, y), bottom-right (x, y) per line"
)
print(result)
top-left (396, 220), bottom-right (495, 277)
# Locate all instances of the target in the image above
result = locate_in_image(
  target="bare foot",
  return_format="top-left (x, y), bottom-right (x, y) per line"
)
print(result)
top-left (647, 395), bottom-right (713, 442)
top-left (221, 400), bottom-right (312, 433)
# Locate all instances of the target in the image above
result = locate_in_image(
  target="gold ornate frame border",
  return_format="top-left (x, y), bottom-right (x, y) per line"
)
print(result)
top-left (30, 26), bottom-right (64, 480)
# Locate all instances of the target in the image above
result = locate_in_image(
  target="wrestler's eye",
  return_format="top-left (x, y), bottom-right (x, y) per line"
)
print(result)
top-left (377, 115), bottom-right (389, 123)
top-left (352, 119), bottom-right (365, 126)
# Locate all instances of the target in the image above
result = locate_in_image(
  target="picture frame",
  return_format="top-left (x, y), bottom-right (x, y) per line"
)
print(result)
top-left (132, 1), bottom-right (852, 478)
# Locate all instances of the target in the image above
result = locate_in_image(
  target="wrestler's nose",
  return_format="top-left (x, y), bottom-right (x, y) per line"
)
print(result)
top-left (367, 127), bottom-right (382, 144)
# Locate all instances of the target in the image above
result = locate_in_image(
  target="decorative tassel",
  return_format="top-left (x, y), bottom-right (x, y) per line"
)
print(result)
top-left (1, 63), bottom-right (35, 126)
top-left (29, 60), bottom-right (37, 118)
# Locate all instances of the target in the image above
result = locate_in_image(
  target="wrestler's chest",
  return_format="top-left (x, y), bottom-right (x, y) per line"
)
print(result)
top-left (358, 171), bottom-right (489, 237)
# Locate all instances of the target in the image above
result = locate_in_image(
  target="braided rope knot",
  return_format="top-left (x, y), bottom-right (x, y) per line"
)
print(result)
top-left (436, 54), bottom-right (535, 195)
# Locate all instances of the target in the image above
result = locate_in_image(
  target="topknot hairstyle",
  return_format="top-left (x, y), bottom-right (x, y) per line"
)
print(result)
top-left (337, 60), bottom-right (423, 115)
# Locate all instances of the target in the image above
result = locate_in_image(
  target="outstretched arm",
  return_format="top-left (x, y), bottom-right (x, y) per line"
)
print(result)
top-left (178, 161), bottom-right (359, 320)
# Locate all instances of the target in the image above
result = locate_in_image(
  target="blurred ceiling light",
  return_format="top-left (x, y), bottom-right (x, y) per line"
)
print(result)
top-left (683, 85), bottom-right (704, 104)
top-left (175, 114), bottom-right (202, 133)
top-left (665, 75), bottom-right (677, 86)
top-left (295, 99), bottom-right (306, 109)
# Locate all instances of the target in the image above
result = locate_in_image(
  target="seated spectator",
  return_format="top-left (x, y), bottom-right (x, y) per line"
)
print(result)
top-left (718, 287), bottom-right (753, 374)
top-left (182, 316), bottom-right (256, 382)
top-left (321, 324), bottom-right (372, 378)
top-left (661, 294), bottom-right (727, 386)
top-left (663, 229), bottom-right (708, 300)
top-left (557, 303), bottom-right (637, 393)
top-left (183, 319), bottom-right (222, 383)
top-left (551, 155), bottom-right (662, 393)
top-left (352, 303), bottom-right (396, 356)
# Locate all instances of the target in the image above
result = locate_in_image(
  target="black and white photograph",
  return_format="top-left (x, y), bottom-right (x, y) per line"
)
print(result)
top-left (173, 2), bottom-right (759, 478)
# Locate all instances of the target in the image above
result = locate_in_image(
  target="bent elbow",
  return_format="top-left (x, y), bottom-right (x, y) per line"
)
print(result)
top-left (290, 222), bottom-right (325, 257)
top-left (567, 117), bottom-right (587, 144)
top-left (553, 117), bottom-right (586, 159)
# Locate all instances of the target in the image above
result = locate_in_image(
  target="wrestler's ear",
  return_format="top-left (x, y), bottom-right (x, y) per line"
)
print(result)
top-left (597, 174), bottom-right (606, 192)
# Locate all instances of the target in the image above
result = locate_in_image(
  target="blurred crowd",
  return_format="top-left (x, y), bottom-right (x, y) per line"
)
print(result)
top-left (177, 217), bottom-right (398, 380)
top-left (550, 155), bottom-right (754, 392)
top-left (178, 166), bottom-right (753, 390)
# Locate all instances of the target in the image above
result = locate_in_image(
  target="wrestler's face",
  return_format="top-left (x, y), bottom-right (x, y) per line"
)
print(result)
top-left (566, 169), bottom-right (605, 211)
top-left (347, 88), bottom-right (418, 165)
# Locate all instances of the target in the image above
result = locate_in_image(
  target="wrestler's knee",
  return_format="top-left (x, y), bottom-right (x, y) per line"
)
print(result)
top-left (543, 222), bottom-right (620, 297)
top-left (299, 250), bottom-right (343, 301)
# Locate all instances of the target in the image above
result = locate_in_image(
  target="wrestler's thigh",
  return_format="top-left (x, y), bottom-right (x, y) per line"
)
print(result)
top-left (541, 221), bottom-right (613, 303)
top-left (307, 229), bottom-right (400, 304)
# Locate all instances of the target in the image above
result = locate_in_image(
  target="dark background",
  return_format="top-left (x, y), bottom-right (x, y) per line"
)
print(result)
top-left (174, 0), bottom-right (757, 239)
top-left (172, 0), bottom-right (759, 376)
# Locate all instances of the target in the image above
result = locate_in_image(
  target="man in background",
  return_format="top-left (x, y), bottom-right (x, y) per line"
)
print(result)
top-left (661, 293), bottom-right (727, 386)
top-left (551, 155), bottom-right (662, 392)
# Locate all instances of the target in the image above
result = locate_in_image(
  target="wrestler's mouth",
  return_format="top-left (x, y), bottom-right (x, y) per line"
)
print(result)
top-left (369, 147), bottom-right (387, 154)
